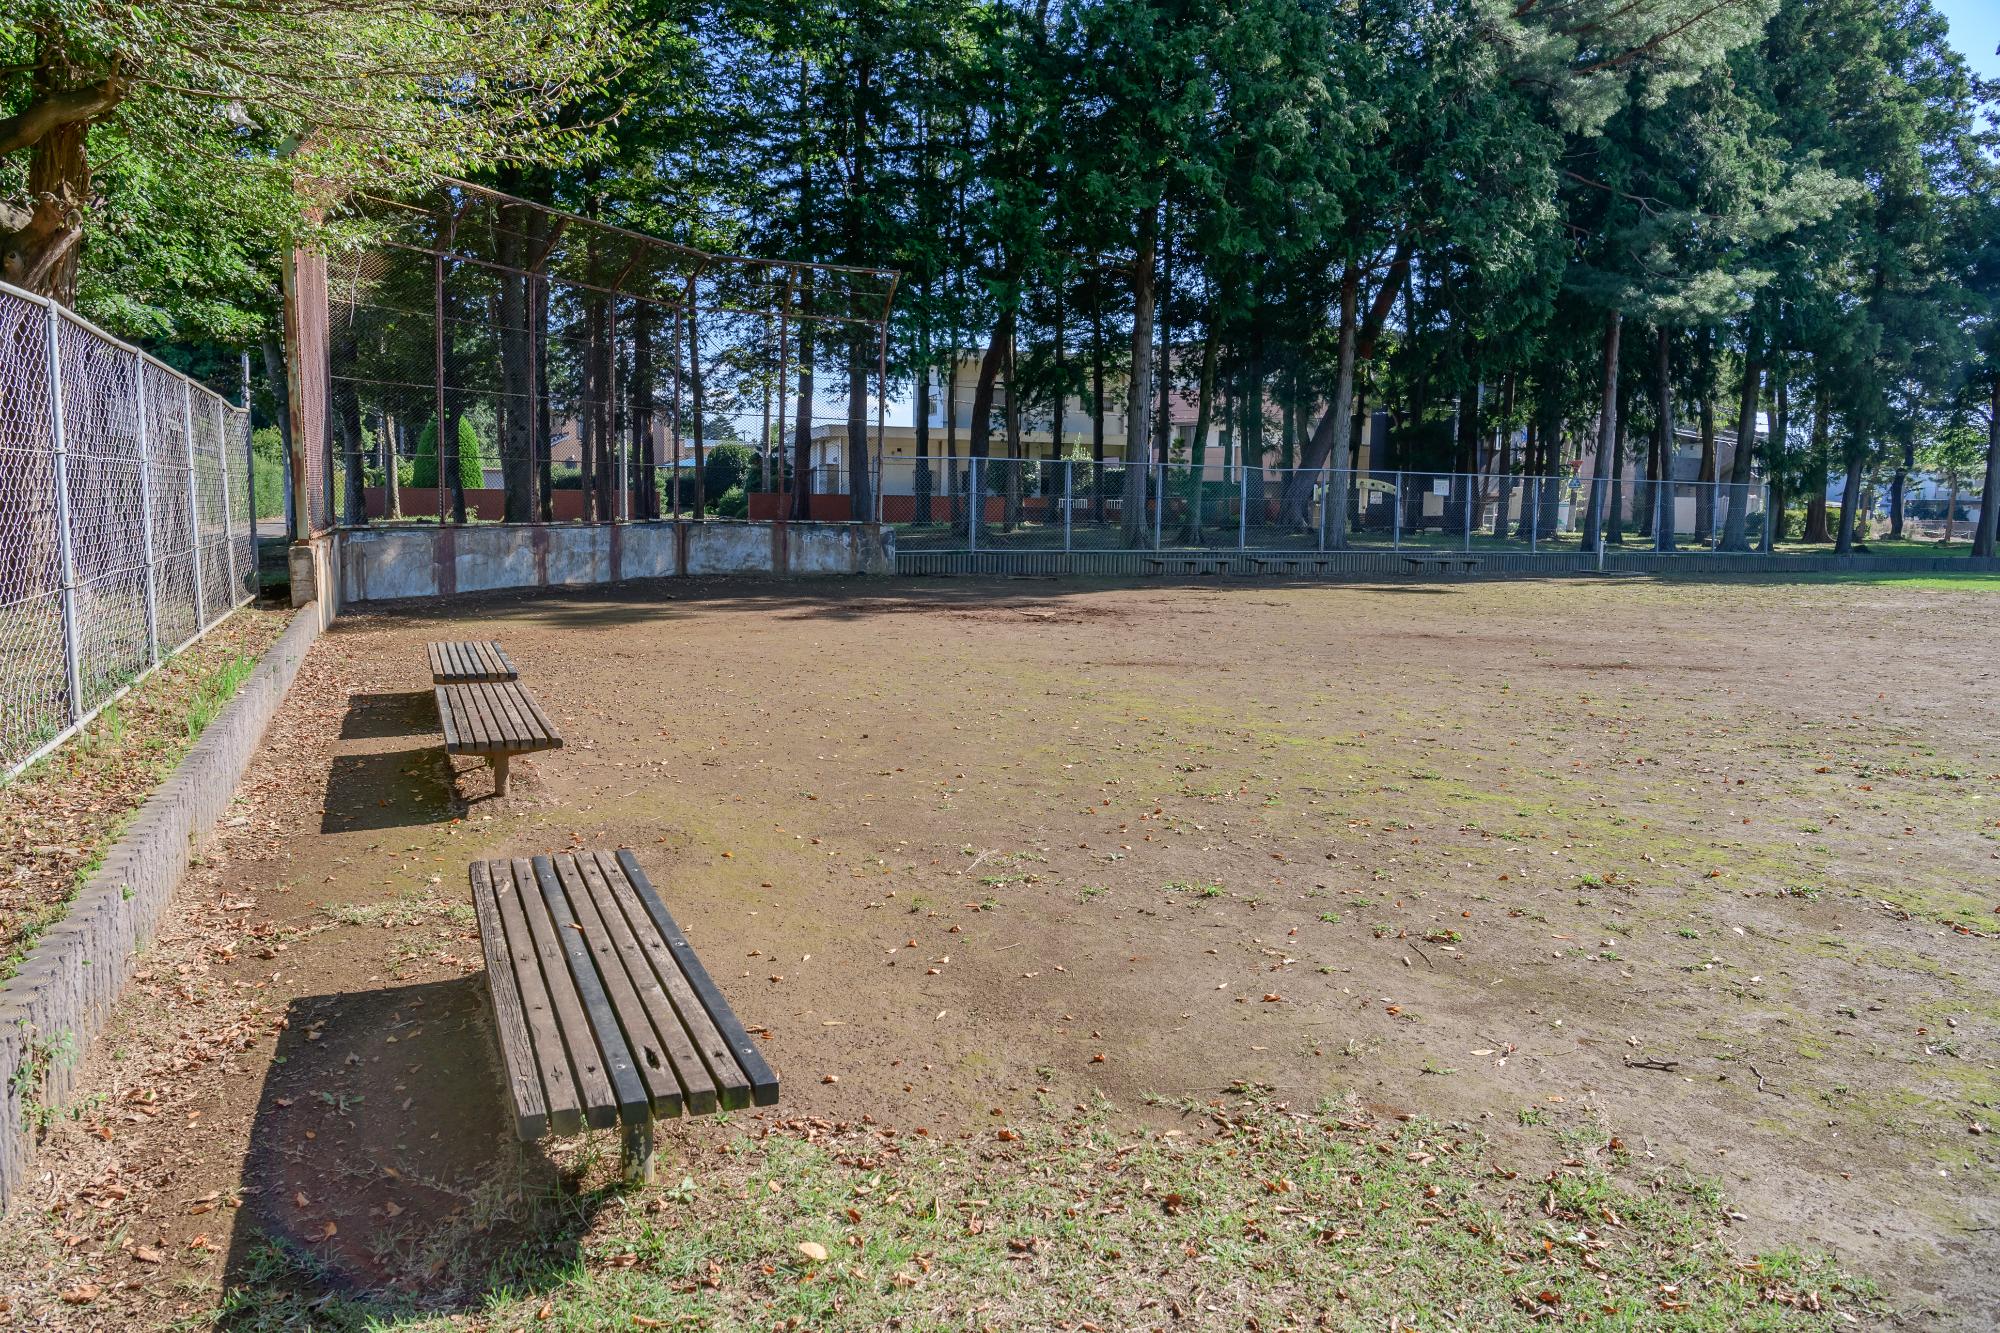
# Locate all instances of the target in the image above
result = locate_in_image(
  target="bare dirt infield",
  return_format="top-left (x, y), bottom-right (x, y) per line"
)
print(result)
top-left (1, 574), bottom-right (1995, 1326)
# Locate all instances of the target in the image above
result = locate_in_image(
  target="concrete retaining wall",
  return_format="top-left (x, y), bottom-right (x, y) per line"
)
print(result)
top-left (896, 548), bottom-right (2000, 579)
top-left (0, 602), bottom-right (322, 1209)
top-left (329, 519), bottom-right (895, 605)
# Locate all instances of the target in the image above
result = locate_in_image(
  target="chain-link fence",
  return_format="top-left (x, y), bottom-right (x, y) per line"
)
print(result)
top-left (884, 458), bottom-right (1778, 556)
top-left (1, 279), bottom-right (256, 779)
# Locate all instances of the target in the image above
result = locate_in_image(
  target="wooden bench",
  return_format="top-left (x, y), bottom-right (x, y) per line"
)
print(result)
top-left (429, 640), bottom-right (518, 683)
top-left (469, 850), bottom-right (778, 1181)
top-left (1146, 555), bottom-right (1227, 576)
top-left (1250, 556), bottom-right (1330, 577)
top-left (1401, 554), bottom-right (1482, 575)
top-left (435, 680), bottom-right (562, 796)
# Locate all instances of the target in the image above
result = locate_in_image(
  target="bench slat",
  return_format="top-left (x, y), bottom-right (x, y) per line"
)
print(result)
top-left (467, 850), bottom-right (777, 1142)
top-left (615, 849), bottom-right (780, 1106)
top-left (510, 857), bottom-right (618, 1126)
top-left (532, 856), bottom-right (651, 1129)
top-left (429, 640), bottom-right (520, 683)
top-left (436, 683), bottom-right (563, 756)
top-left (576, 851), bottom-right (728, 1113)
top-left (551, 854), bottom-right (689, 1118)
top-left (470, 861), bottom-right (558, 1138)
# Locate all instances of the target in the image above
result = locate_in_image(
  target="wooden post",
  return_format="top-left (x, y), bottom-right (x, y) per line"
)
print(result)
top-left (621, 1115), bottom-right (656, 1183)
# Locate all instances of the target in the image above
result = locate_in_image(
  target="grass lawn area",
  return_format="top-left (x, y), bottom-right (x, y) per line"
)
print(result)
top-left (0, 577), bottom-right (1991, 1329)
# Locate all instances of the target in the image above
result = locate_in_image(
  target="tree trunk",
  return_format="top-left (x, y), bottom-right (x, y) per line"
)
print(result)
top-left (1803, 386), bottom-right (1830, 543)
top-left (1002, 331), bottom-right (1022, 530)
top-left (688, 300), bottom-right (705, 519)
top-left (1973, 377), bottom-right (2000, 558)
top-left (790, 281), bottom-right (815, 522)
top-left (1767, 370), bottom-right (1789, 545)
top-left (1834, 450), bottom-right (1866, 555)
top-left (1317, 263), bottom-right (1361, 548)
top-left (1653, 327), bottom-right (1675, 551)
top-left (1121, 205), bottom-right (1156, 547)
top-left (632, 305), bottom-right (655, 520)
top-left (967, 297), bottom-right (1014, 541)
top-left (497, 202), bottom-right (539, 523)
top-left (1721, 326), bottom-right (1761, 550)
top-left (535, 261), bottom-right (554, 521)
top-left (1582, 310), bottom-right (1621, 548)
top-left (1889, 432), bottom-right (1912, 539)
top-left (915, 300), bottom-right (932, 525)
top-left (1183, 321), bottom-right (1216, 543)
top-left (1090, 253), bottom-right (1106, 522)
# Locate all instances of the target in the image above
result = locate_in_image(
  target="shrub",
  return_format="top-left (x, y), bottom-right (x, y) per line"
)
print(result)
top-left (410, 416), bottom-right (485, 490)
top-left (705, 442), bottom-right (757, 498)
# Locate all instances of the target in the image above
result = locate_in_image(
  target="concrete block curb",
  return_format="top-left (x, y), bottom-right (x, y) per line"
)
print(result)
top-left (0, 601), bottom-right (323, 1210)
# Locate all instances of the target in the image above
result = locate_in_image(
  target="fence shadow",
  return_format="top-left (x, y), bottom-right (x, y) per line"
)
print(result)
top-left (321, 746), bottom-right (455, 833)
top-left (219, 979), bottom-right (609, 1321)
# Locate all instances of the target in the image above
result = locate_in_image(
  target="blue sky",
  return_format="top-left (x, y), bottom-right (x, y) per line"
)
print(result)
top-left (1937, 0), bottom-right (2000, 81)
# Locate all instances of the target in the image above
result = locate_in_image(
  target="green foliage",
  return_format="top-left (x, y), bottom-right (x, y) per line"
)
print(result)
top-left (705, 443), bottom-right (758, 499)
top-left (410, 417), bottom-right (486, 491)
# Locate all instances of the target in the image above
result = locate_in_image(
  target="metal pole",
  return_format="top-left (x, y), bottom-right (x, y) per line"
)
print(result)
top-left (1464, 475), bottom-right (1472, 552)
top-left (1529, 474), bottom-right (1539, 554)
top-left (1237, 463), bottom-right (1247, 550)
top-left (1392, 471), bottom-right (1402, 550)
top-left (134, 358), bottom-right (161, 664)
top-left (213, 396), bottom-right (237, 602)
top-left (184, 379), bottom-right (207, 629)
top-left (45, 306), bottom-right (84, 724)
top-left (1318, 467), bottom-right (1329, 552)
top-left (968, 456), bottom-right (979, 555)
top-left (1063, 457), bottom-right (1073, 553)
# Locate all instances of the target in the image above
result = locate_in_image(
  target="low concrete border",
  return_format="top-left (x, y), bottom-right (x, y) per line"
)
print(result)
top-left (323, 519), bottom-right (896, 608)
top-left (0, 601), bottom-right (323, 1209)
top-left (895, 548), bottom-right (2000, 579)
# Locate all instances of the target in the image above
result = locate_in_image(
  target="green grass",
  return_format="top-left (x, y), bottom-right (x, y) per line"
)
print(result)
top-left (211, 1095), bottom-right (1873, 1331)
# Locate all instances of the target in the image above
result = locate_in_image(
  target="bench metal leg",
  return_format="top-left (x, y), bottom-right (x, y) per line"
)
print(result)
top-left (491, 753), bottom-right (511, 797)
top-left (621, 1115), bottom-right (656, 1184)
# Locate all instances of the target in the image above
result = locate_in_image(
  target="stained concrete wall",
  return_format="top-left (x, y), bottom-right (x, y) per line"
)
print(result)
top-left (0, 603), bottom-right (322, 1209)
top-left (329, 519), bottom-right (893, 605)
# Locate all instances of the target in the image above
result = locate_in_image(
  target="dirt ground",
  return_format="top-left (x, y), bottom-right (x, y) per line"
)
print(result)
top-left (1, 574), bottom-right (1995, 1327)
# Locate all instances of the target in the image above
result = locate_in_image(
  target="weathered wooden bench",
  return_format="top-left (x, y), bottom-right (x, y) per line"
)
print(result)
top-left (429, 640), bottom-right (519, 683)
top-left (1401, 554), bottom-right (1482, 575)
top-left (1146, 555), bottom-right (1227, 576)
top-left (1250, 555), bottom-right (1331, 577)
top-left (435, 679), bottom-right (562, 796)
top-left (469, 850), bottom-right (778, 1180)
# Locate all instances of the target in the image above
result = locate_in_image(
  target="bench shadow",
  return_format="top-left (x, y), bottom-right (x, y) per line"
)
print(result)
top-left (339, 690), bottom-right (437, 740)
top-left (322, 747), bottom-right (456, 833)
top-left (220, 979), bottom-right (609, 1321)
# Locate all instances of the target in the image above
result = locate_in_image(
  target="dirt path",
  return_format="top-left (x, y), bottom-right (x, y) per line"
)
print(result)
top-left (1, 575), bottom-right (1994, 1327)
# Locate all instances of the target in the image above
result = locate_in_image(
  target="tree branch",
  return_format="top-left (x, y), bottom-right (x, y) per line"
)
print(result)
top-left (0, 78), bottom-right (127, 158)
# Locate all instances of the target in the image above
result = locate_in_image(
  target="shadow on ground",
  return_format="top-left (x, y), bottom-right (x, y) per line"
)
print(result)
top-left (220, 980), bottom-right (607, 1322)
top-left (321, 746), bottom-right (455, 833)
top-left (338, 691), bottom-right (437, 740)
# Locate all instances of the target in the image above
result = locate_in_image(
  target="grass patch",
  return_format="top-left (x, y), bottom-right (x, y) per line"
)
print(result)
top-left (213, 1095), bottom-right (1872, 1331)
